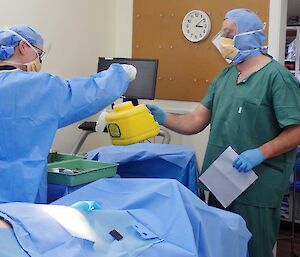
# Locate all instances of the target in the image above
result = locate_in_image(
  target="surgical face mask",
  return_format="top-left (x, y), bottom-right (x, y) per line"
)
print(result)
top-left (219, 37), bottom-right (237, 60)
top-left (214, 28), bottom-right (265, 62)
top-left (24, 55), bottom-right (42, 72)
top-left (1, 28), bottom-right (43, 72)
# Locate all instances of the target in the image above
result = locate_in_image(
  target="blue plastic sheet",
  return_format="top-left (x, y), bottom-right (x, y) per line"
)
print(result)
top-left (0, 203), bottom-right (93, 257)
top-left (0, 202), bottom-right (162, 257)
top-left (87, 143), bottom-right (199, 194)
top-left (54, 178), bottom-right (251, 257)
top-left (0, 228), bottom-right (29, 257)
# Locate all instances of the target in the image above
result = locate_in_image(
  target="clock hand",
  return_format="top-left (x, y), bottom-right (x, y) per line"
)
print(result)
top-left (196, 19), bottom-right (205, 27)
top-left (195, 25), bottom-right (203, 28)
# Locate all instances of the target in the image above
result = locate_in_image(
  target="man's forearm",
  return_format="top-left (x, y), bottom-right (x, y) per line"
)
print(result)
top-left (259, 125), bottom-right (300, 159)
top-left (163, 113), bottom-right (197, 135)
top-left (164, 112), bottom-right (210, 135)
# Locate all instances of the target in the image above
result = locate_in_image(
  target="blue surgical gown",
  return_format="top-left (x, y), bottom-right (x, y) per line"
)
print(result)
top-left (0, 64), bottom-right (129, 203)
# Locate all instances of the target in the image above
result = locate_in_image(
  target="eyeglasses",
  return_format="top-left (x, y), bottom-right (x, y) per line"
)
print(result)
top-left (33, 45), bottom-right (46, 60)
top-left (220, 27), bottom-right (235, 39)
top-left (220, 32), bottom-right (235, 39)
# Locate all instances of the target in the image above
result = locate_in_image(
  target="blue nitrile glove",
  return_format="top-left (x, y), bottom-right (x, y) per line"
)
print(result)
top-left (146, 103), bottom-right (167, 125)
top-left (71, 201), bottom-right (102, 211)
top-left (233, 148), bottom-right (265, 172)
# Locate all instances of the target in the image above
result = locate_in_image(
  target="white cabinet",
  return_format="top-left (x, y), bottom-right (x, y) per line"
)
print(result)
top-left (285, 26), bottom-right (300, 82)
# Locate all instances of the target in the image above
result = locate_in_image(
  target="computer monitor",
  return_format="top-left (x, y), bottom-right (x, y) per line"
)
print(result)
top-left (97, 57), bottom-right (159, 102)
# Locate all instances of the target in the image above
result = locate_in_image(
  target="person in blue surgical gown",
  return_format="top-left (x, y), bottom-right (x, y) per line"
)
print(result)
top-left (0, 25), bottom-right (137, 204)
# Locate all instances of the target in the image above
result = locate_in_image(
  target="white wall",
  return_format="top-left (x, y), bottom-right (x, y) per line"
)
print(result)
top-left (0, 0), bottom-right (116, 76)
top-left (115, 0), bottom-right (133, 57)
top-left (268, 0), bottom-right (288, 63)
top-left (0, 0), bottom-right (285, 171)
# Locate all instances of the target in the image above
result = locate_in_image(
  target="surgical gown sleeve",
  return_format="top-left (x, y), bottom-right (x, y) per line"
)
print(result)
top-left (53, 63), bottom-right (129, 128)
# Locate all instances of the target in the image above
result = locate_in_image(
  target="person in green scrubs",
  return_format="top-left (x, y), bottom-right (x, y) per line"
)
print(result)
top-left (146, 8), bottom-right (300, 257)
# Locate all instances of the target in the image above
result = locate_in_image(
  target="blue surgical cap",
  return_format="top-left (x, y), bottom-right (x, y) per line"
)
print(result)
top-left (0, 25), bottom-right (44, 60)
top-left (224, 8), bottom-right (266, 51)
top-left (224, 8), bottom-right (266, 64)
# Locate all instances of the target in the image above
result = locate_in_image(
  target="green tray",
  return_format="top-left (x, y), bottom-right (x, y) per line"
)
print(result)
top-left (48, 152), bottom-right (85, 163)
top-left (48, 159), bottom-right (118, 186)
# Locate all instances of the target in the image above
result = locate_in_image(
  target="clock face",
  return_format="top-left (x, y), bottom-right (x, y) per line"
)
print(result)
top-left (182, 10), bottom-right (211, 42)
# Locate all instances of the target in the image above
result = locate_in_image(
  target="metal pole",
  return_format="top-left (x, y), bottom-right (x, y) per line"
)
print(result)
top-left (71, 131), bottom-right (94, 154)
top-left (158, 128), bottom-right (171, 144)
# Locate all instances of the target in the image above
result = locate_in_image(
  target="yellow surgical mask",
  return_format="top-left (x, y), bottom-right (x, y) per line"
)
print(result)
top-left (219, 37), bottom-right (238, 60)
top-left (24, 56), bottom-right (42, 72)
top-left (213, 27), bottom-right (266, 63)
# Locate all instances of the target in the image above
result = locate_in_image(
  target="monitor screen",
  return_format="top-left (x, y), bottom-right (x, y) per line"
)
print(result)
top-left (97, 57), bottom-right (158, 100)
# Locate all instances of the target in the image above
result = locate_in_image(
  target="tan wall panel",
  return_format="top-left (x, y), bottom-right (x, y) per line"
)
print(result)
top-left (133, 0), bottom-right (270, 101)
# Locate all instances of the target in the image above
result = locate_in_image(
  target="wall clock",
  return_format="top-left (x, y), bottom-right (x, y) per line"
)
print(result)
top-left (182, 10), bottom-right (211, 42)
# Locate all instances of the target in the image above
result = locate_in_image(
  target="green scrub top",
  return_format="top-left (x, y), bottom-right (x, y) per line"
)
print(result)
top-left (200, 58), bottom-right (300, 208)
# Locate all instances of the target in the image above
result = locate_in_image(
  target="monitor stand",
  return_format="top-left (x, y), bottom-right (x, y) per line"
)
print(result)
top-left (111, 98), bottom-right (139, 110)
top-left (122, 98), bottom-right (139, 106)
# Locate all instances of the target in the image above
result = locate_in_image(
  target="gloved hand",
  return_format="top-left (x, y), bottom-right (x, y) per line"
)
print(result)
top-left (121, 64), bottom-right (137, 82)
top-left (95, 109), bottom-right (108, 132)
top-left (71, 201), bottom-right (102, 212)
top-left (146, 103), bottom-right (167, 125)
top-left (233, 148), bottom-right (265, 172)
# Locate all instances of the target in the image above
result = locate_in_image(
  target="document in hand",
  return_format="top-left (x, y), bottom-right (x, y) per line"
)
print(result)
top-left (199, 146), bottom-right (258, 208)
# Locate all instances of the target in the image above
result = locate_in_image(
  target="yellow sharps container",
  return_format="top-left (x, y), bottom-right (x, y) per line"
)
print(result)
top-left (105, 102), bottom-right (160, 145)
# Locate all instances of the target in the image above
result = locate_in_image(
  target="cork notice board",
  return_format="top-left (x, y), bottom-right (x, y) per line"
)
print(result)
top-left (132, 1), bottom-right (269, 101)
